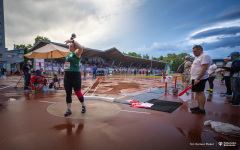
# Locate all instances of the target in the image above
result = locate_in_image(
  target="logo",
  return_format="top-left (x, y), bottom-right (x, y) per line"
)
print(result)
top-left (218, 142), bottom-right (223, 146)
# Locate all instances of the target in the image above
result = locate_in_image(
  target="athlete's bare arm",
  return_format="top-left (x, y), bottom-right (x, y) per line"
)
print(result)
top-left (65, 39), bottom-right (83, 57)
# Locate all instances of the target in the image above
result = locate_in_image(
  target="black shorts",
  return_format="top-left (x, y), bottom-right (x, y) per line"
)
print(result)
top-left (64, 71), bottom-right (82, 92)
top-left (64, 71), bottom-right (82, 103)
top-left (192, 78), bottom-right (208, 92)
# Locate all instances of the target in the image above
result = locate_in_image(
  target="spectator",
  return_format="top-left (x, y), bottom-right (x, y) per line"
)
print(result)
top-left (1, 68), bottom-right (4, 75)
top-left (93, 65), bottom-right (97, 79)
top-left (58, 67), bottom-right (61, 74)
top-left (30, 76), bottom-right (46, 91)
top-left (190, 45), bottom-right (212, 114)
top-left (22, 60), bottom-right (32, 92)
top-left (228, 52), bottom-right (240, 106)
top-left (207, 60), bottom-right (217, 92)
top-left (181, 56), bottom-right (192, 94)
top-left (35, 68), bottom-right (44, 77)
top-left (84, 65), bottom-right (87, 79)
top-left (222, 57), bottom-right (232, 96)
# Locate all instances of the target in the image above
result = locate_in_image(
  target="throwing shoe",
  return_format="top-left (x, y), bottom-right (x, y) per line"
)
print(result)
top-left (82, 106), bottom-right (86, 113)
top-left (191, 109), bottom-right (206, 114)
top-left (64, 109), bottom-right (72, 117)
top-left (190, 106), bottom-right (200, 111)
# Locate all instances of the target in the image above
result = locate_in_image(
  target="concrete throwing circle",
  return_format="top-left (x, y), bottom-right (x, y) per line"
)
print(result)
top-left (47, 100), bottom-right (122, 119)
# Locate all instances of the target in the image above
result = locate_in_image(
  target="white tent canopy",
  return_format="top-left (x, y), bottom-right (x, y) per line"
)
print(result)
top-left (24, 43), bottom-right (70, 71)
top-left (24, 43), bottom-right (69, 59)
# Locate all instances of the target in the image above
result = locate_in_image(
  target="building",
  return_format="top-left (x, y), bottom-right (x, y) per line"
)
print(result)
top-left (0, 0), bottom-right (24, 74)
top-left (0, 0), bottom-right (6, 65)
top-left (30, 40), bottom-right (169, 72)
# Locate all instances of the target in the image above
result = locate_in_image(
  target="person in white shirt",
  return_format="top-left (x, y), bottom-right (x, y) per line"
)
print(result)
top-left (190, 45), bottom-right (212, 114)
top-left (207, 60), bottom-right (218, 92)
top-left (222, 57), bottom-right (232, 96)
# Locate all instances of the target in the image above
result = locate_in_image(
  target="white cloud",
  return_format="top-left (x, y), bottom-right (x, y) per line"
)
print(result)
top-left (188, 19), bottom-right (240, 38)
top-left (4, 0), bottom-right (145, 49)
top-left (133, 41), bottom-right (192, 58)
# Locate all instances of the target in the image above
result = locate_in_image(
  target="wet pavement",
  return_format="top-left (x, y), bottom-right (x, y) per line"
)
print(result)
top-left (0, 75), bottom-right (239, 150)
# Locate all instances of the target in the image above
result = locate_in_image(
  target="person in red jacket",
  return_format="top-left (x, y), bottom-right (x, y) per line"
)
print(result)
top-left (30, 76), bottom-right (45, 91)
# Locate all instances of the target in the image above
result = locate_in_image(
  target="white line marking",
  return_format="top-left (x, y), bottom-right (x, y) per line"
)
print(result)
top-left (0, 85), bottom-right (15, 90)
top-left (40, 101), bottom-right (56, 104)
top-left (121, 110), bottom-right (151, 114)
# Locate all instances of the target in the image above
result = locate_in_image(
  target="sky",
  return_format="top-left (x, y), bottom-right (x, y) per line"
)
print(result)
top-left (3, 0), bottom-right (240, 59)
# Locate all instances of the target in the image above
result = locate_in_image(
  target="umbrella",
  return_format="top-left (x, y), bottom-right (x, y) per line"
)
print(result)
top-left (24, 43), bottom-right (69, 71)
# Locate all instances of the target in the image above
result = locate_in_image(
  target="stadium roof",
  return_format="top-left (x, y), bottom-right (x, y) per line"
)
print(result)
top-left (30, 40), bottom-right (168, 69)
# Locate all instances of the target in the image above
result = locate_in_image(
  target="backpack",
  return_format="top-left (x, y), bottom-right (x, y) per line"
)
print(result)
top-left (177, 62), bottom-right (186, 73)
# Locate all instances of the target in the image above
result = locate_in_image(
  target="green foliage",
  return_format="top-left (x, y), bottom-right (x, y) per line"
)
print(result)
top-left (33, 35), bottom-right (51, 46)
top-left (15, 44), bottom-right (32, 50)
top-left (123, 49), bottom-right (194, 71)
top-left (153, 53), bottom-right (193, 71)
top-left (15, 44), bottom-right (33, 63)
top-left (159, 56), bottom-right (164, 60)
top-left (124, 52), bottom-right (142, 58)
top-left (143, 54), bottom-right (149, 59)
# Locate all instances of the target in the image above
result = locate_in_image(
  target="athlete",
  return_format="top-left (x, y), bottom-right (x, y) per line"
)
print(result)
top-left (64, 34), bottom-right (86, 116)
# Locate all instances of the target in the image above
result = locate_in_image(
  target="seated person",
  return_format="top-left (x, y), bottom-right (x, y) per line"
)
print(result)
top-left (14, 70), bottom-right (20, 75)
top-left (30, 76), bottom-right (46, 91)
top-left (49, 74), bottom-right (60, 89)
top-left (49, 82), bottom-right (55, 89)
top-left (44, 74), bottom-right (60, 89)
top-left (35, 68), bottom-right (44, 77)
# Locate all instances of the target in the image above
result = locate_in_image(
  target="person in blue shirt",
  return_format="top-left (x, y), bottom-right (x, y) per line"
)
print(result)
top-left (93, 65), bottom-right (97, 79)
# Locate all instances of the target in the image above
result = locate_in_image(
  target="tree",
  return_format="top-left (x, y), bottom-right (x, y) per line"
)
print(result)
top-left (159, 56), bottom-right (164, 60)
top-left (15, 44), bottom-right (33, 63)
top-left (15, 44), bottom-right (32, 50)
top-left (33, 35), bottom-right (51, 46)
top-left (153, 53), bottom-right (194, 71)
top-left (143, 54), bottom-right (149, 59)
top-left (124, 52), bottom-right (142, 58)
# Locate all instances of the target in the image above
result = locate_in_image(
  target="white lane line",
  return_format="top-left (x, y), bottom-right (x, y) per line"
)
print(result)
top-left (39, 101), bottom-right (56, 104)
top-left (0, 85), bottom-right (15, 90)
top-left (121, 110), bottom-right (151, 114)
